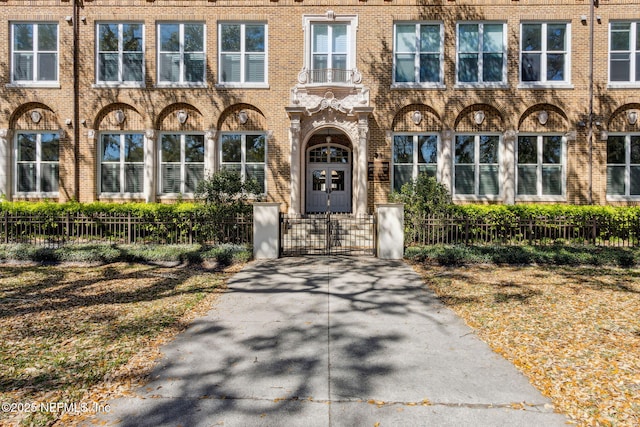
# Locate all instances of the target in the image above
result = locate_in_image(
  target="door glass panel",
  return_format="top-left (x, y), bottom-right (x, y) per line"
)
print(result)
top-left (312, 170), bottom-right (326, 191)
top-left (331, 170), bottom-right (344, 191)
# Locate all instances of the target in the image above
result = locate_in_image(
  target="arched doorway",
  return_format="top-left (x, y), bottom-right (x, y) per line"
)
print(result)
top-left (305, 131), bottom-right (352, 213)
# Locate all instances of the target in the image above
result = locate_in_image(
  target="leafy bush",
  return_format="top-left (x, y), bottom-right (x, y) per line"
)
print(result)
top-left (195, 169), bottom-right (262, 208)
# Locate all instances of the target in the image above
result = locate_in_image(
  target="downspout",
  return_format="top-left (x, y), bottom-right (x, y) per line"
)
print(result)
top-left (73, 0), bottom-right (80, 200)
top-left (586, 0), bottom-right (596, 205)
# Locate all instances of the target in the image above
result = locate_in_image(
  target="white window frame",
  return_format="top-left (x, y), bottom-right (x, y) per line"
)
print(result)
top-left (219, 132), bottom-right (267, 195)
top-left (156, 22), bottom-right (206, 87)
top-left (99, 132), bottom-right (145, 196)
top-left (95, 22), bottom-right (145, 87)
top-left (606, 133), bottom-right (640, 200)
top-left (14, 131), bottom-right (60, 196)
top-left (455, 22), bottom-right (508, 88)
top-left (158, 132), bottom-right (205, 196)
top-left (608, 21), bottom-right (640, 87)
top-left (453, 133), bottom-right (502, 200)
top-left (519, 22), bottom-right (572, 88)
top-left (217, 22), bottom-right (268, 88)
top-left (392, 22), bottom-right (445, 89)
top-left (10, 22), bottom-right (59, 87)
top-left (302, 14), bottom-right (358, 85)
top-left (515, 134), bottom-right (566, 201)
top-left (391, 133), bottom-right (440, 192)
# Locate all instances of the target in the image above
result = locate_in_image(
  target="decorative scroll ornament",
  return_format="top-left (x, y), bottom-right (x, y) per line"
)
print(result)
top-left (538, 110), bottom-right (549, 125)
top-left (30, 111), bottom-right (42, 124)
top-left (412, 111), bottom-right (423, 125)
top-left (474, 110), bottom-right (485, 125)
top-left (628, 110), bottom-right (638, 125)
top-left (297, 68), bottom-right (309, 84)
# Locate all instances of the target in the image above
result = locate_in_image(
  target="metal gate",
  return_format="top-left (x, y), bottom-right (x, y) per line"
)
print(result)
top-left (280, 213), bottom-right (376, 256)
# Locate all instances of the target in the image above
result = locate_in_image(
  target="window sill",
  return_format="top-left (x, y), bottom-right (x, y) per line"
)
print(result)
top-left (391, 83), bottom-right (446, 90)
top-left (453, 83), bottom-right (509, 90)
top-left (215, 83), bottom-right (270, 89)
top-left (154, 83), bottom-right (208, 89)
top-left (607, 195), bottom-right (640, 202)
top-left (13, 192), bottom-right (59, 198)
top-left (6, 82), bottom-right (61, 89)
top-left (99, 193), bottom-right (145, 200)
top-left (453, 195), bottom-right (502, 202)
top-left (92, 83), bottom-right (146, 89)
top-left (157, 194), bottom-right (195, 199)
top-left (517, 83), bottom-right (574, 90)
top-left (516, 195), bottom-right (566, 203)
top-left (607, 83), bottom-right (640, 89)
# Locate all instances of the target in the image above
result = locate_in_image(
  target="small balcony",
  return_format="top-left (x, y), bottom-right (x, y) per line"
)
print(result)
top-left (298, 67), bottom-right (362, 86)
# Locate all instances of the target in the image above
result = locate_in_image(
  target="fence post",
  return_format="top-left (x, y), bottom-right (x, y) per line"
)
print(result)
top-left (376, 203), bottom-right (404, 259)
top-left (127, 212), bottom-right (132, 244)
top-left (4, 211), bottom-right (7, 244)
top-left (66, 212), bottom-right (70, 241)
top-left (253, 203), bottom-right (281, 259)
top-left (189, 213), bottom-right (193, 245)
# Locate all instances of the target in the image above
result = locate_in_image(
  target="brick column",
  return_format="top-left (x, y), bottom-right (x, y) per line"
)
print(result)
top-left (286, 109), bottom-right (304, 214)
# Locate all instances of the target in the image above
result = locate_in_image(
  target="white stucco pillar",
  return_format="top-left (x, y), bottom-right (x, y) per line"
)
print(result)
top-left (287, 109), bottom-right (304, 215)
top-left (144, 129), bottom-right (156, 203)
top-left (0, 129), bottom-right (11, 200)
top-left (354, 109), bottom-right (373, 216)
top-left (376, 203), bottom-right (404, 260)
top-left (253, 202), bottom-right (281, 259)
top-left (440, 129), bottom-right (453, 193)
top-left (205, 129), bottom-right (217, 177)
top-left (502, 130), bottom-right (517, 205)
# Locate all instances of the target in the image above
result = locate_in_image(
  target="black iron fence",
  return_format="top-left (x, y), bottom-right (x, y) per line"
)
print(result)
top-left (407, 214), bottom-right (640, 247)
top-left (0, 211), bottom-right (253, 248)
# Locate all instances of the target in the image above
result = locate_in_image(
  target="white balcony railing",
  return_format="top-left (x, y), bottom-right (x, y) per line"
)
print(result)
top-left (297, 68), bottom-right (362, 86)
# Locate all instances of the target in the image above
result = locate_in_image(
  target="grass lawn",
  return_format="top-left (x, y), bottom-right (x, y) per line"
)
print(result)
top-left (0, 262), bottom-right (240, 426)
top-left (413, 263), bottom-right (640, 427)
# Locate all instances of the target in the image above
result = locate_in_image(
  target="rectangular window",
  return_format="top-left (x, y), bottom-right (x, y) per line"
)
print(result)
top-left (517, 135), bottom-right (564, 198)
top-left (220, 133), bottom-right (266, 193)
top-left (457, 22), bottom-right (506, 84)
top-left (158, 22), bottom-right (205, 84)
top-left (454, 134), bottom-right (500, 197)
top-left (15, 132), bottom-right (59, 194)
top-left (160, 133), bottom-right (205, 194)
top-left (609, 22), bottom-right (640, 83)
top-left (100, 133), bottom-right (144, 194)
top-left (393, 23), bottom-right (443, 86)
top-left (311, 23), bottom-right (349, 83)
top-left (97, 23), bottom-right (144, 84)
top-left (392, 134), bottom-right (438, 192)
top-left (607, 134), bottom-right (640, 197)
top-left (521, 22), bottom-right (570, 84)
top-left (219, 23), bottom-right (267, 85)
top-left (11, 23), bottom-right (58, 83)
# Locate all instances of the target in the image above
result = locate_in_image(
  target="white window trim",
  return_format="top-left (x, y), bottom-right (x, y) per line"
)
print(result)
top-left (95, 22), bottom-right (146, 86)
top-left (216, 22), bottom-right (268, 88)
top-left (157, 132), bottom-right (205, 197)
top-left (606, 133), bottom-right (640, 201)
top-left (518, 22), bottom-right (572, 88)
top-left (156, 22), bottom-right (206, 86)
top-left (98, 132), bottom-right (145, 196)
top-left (10, 22), bottom-right (59, 85)
top-left (452, 133), bottom-right (502, 201)
top-left (391, 22), bottom-right (445, 89)
top-left (455, 22), bottom-right (507, 87)
top-left (515, 134), bottom-right (566, 202)
top-left (13, 131), bottom-right (60, 196)
top-left (390, 133), bottom-right (440, 192)
top-left (608, 21), bottom-right (640, 88)
top-left (219, 132), bottom-right (268, 195)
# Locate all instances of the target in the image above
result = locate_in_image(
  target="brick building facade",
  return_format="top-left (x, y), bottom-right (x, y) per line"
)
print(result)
top-left (1, 0), bottom-right (639, 214)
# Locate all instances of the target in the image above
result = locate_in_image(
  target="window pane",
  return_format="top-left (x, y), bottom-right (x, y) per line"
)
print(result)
top-left (479, 165), bottom-right (499, 195)
top-left (546, 53), bottom-right (565, 81)
top-left (40, 163), bottom-right (59, 192)
top-left (420, 25), bottom-right (440, 52)
top-left (631, 136), bottom-right (640, 163)
top-left (313, 25), bottom-right (328, 52)
top-left (123, 24), bottom-right (143, 51)
top-left (161, 134), bottom-right (181, 162)
top-left (458, 53), bottom-right (478, 82)
top-left (459, 24), bottom-right (478, 52)
top-left (418, 135), bottom-right (437, 163)
top-left (245, 25), bottom-right (265, 52)
top-left (483, 24), bottom-right (503, 52)
top-left (160, 24), bottom-right (180, 51)
top-left (610, 53), bottom-right (631, 81)
top-left (454, 165), bottom-right (475, 194)
top-left (185, 135), bottom-right (205, 162)
top-left (37, 24), bottom-right (57, 50)
top-left (99, 53), bottom-right (119, 81)
top-left (124, 134), bottom-right (144, 162)
top-left (17, 164), bottom-right (36, 192)
top-left (332, 25), bottom-right (348, 53)
top-left (543, 136), bottom-right (562, 163)
top-left (13, 53), bottom-right (33, 80)
top-left (607, 166), bottom-right (625, 195)
top-left (186, 164), bottom-right (204, 193)
top-left (418, 164), bottom-right (437, 177)
top-left (522, 53), bottom-right (540, 81)
top-left (518, 165), bottom-right (537, 195)
top-left (184, 24), bottom-right (203, 52)
top-left (396, 25), bottom-right (416, 52)
top-left (393, 136), bottom-right (413, 163)
top-left (159, 53), bottom-right (180, 82)
top-left (246, 164), bottom-right (266, 193)
top-left (161, 164), bottom-right (181, 194)
top-left (419, 54), bottom-right (440, 82)
top-left (14, 24), bottom-right (33, 51)
top-left (607, 136), bottom-right (626, 164)
top-left (611, 26), bottom-right (630, 51)
top-left (631, 166), bottom-right (640, 195)
top-left (125, 164), bottom-right (143, 193)
top-left (221, 54), bottom-right (241, 82)
top-left (482, 53), bottom-right (503, 82)
top-left (522, 24), bottom-right (542, 51)
top-left (40, 133), bottom-right (59, 161)
top-left (37, 53), bottom-right (57, 81)
top-left (636, 53), bottom-right (640, 81)
top-left (245, 54), bottom-right (265, 82)
top-left (393, 165), bottom-right (413, 192)
top-left (246, 134), bottom-right (266, 162)
top-left (221, 24), bottom-right (241, 51)
top-left (455, 136), bottom-right (475, 163)
top-left (221, 135), bottom-right (241, 162)
top-left (101, 164), bottom-right (120, 193)
top-left (518, 136), bottom-right (537, 163)
top-left (184, 52), bottom-right (205, 82)
top-left (547, 24), bottom-right (566, 51)
top-left (479, 135), bottom-right (499, 163)
top-left (99, 24), bottom-right (119, 51)
top-left (332, 54), bottom-right (347, 71)
top-left (101, 134), bottom-right (121, 161)
top-left (542, 165), bottom-right (562, 195)
top-left (331, 170), bottom-right (344, 192)
top-left (395, 54), bottom-right (414, 82)
top-left (122, 53), bottom-right (143, 81)
top-left (17, 134), bottom-right (37, 161)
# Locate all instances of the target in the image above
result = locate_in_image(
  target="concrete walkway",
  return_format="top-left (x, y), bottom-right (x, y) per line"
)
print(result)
top-left (88, 257), bottom-right (568, 426)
